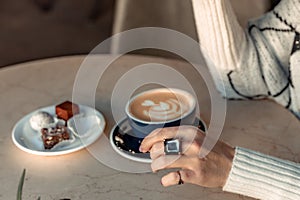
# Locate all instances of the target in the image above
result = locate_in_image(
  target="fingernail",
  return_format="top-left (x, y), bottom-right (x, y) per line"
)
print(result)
top-left (139, 146), bottom-right (144, 152)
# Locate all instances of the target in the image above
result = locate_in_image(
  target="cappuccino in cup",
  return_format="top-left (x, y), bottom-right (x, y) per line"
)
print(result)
top-left (125, 88), bottom-right (196, 138)
top-left (129, 90), bottom-right (191, 122)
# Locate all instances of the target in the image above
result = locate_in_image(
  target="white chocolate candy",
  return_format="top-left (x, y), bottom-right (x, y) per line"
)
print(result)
top-left (29, 111), bottom-right (55, 131)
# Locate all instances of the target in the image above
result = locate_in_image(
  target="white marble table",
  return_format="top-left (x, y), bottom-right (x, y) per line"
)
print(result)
top-left (1, 54), bottom-right (299, 200)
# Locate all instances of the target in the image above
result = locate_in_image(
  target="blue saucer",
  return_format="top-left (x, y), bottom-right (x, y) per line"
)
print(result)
top-left (110, 117), bottom-right (207, 163)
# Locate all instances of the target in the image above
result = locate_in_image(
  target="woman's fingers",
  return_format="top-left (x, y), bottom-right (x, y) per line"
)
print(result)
top-left (161, 170), bottom-right (193, 187)
top-left (151, 154), bottom-right (199, 172)
top-left (141, 126), bottom-right (235, 188)
top-left (150, 140), bottom-right (203, 160)
top-left (161, 171), bottom-right (182, 187)
top-left (149, 142), bottom-right (164, 160)
top-left (140, 127), bottom-right (180, 152)
top-left (140, 126), bottom-right (200, 153)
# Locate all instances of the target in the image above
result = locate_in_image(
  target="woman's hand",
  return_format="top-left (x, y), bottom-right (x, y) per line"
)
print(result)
top-left (139, 126), bottom-right (235, 188)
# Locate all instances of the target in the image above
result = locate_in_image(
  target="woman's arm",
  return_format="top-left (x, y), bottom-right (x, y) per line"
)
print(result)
top-left (191, 0), bottom-right (297, 106)
top-left (192, 0), bottom-right (245, 72)
top-left (192, 0), bottom-right (270, 99)
top-left (191, 0), bottom-right (300, 199)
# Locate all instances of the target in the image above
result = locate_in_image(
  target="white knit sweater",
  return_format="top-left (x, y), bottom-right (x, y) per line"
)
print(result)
top-left (192, 0), bottom-right (300, 199)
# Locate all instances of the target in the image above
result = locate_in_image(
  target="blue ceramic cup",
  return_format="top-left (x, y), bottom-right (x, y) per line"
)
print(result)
top-left (125, 88), bottom-right (196, 138)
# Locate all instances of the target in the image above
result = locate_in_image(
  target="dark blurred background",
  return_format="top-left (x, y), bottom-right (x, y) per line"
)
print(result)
top-left (0, 0), bottom-right (114, 67)
top-left (0, 0), bottom-right (277, 67)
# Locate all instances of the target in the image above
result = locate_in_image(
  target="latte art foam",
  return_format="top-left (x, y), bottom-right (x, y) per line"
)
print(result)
top-left (129, 90), bottom-right (192, 122)
top-left (142, 99), bottom-right (189, 121)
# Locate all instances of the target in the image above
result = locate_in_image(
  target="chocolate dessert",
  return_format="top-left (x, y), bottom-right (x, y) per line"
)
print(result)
top-left (55, 101), bottom-right (79, 121)
top-left (41, 125), bottom-right (70, 149)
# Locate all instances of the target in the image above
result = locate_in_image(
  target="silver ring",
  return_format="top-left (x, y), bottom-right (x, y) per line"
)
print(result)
top-left (164, 138), bottom-right (181, 155)
top-left (177, 171), bottom-right (184, 185)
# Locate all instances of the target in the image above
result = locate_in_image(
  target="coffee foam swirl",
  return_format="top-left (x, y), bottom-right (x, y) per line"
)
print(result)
top-left (141, 98), bottom-right (189, 121)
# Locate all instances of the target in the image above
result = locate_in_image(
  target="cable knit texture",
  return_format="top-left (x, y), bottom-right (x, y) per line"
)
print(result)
top-left (192, 0), bottom-right (300, 199)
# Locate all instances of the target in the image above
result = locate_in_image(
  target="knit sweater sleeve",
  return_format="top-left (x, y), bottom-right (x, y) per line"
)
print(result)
top-left (191, 0), bottom-right (270, 99)
top-left (224, 147), bottom-right (300, 200)
top-left (191, 0), bottom-right (299, 105)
